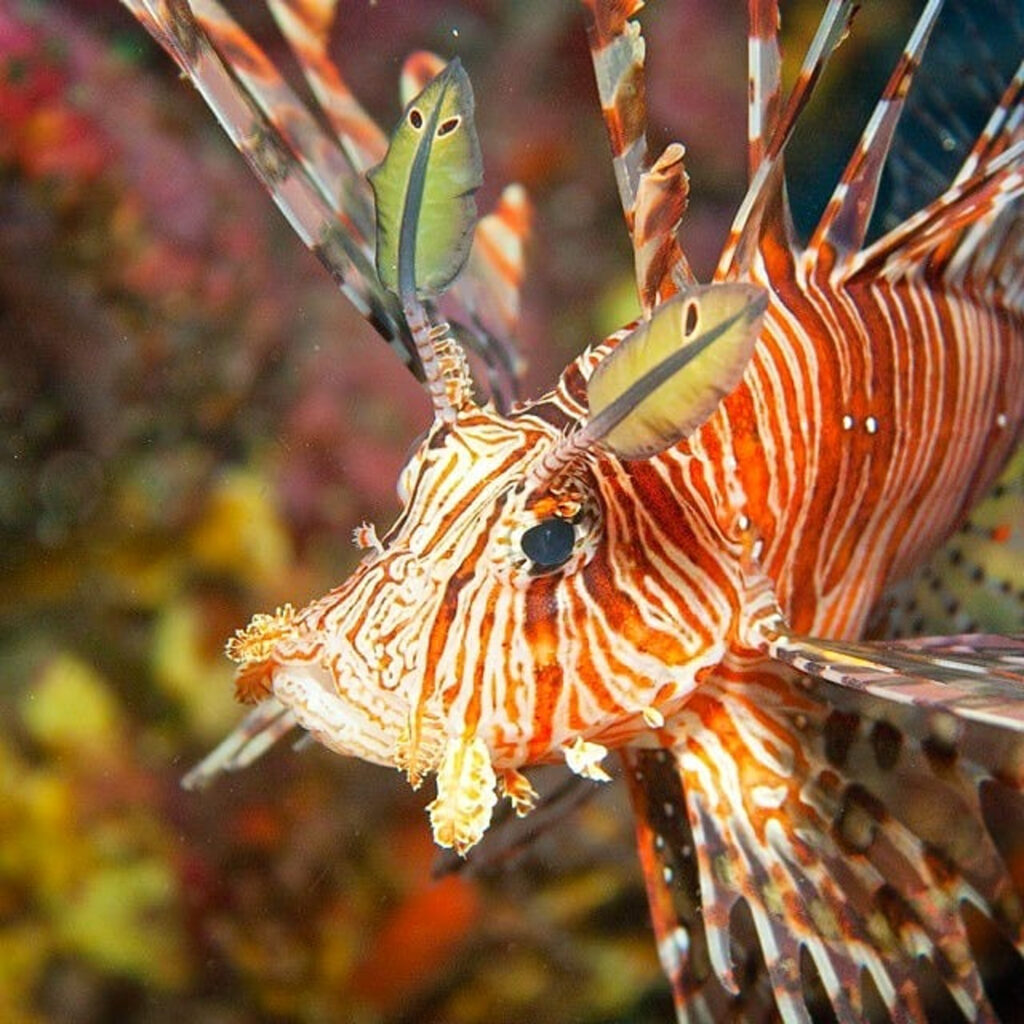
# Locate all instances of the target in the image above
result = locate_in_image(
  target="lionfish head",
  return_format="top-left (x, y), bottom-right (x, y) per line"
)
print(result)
top-left (152, 3), bottom-right (774, 854)
top-left (225, 278), bottom-right (768, 854)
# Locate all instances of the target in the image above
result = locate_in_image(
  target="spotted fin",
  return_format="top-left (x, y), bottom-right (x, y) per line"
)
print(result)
top-left (873, 445), bottom-right (1024, 639)
top-left (584, 284), bottom-right (767, 459)
top-left (623, 746), bottom-right (777, 1021)
top-left (628, 662), bottom-right (1024, 1022)
top-left (369, 59), bottom-right (483, 299)
top-left (847, 6), bottom-right (1024, 292)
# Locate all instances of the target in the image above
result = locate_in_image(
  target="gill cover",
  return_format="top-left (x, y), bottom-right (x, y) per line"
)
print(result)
top-left (369, 58), bottom-right (484, 299)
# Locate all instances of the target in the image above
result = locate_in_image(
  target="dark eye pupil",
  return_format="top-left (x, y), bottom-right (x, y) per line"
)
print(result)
top-left (521, 518), bottom-right (575, 568)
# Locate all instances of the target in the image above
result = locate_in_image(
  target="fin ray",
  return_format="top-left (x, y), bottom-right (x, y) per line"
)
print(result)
top-left (747, 0), bottom-right (783, 180)
top-left (580, 1), bottom-right (694, 308)
top-left (718, 0), bottom-right (859, 277)
top-left (764, 629), bottom-right (1024, 734)
top-left (266, 0), bottom-right (388, 175)
top-left (811, 0), bottom-right (946, 259)
top-left (642, 665), bottom-right (1024, 1020)
top-left (124, 0), bottom-right (415, 367)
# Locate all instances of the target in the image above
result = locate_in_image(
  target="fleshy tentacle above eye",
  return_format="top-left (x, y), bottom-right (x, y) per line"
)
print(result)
top-left (527, 282), bottom-right (767, 491)
top-left (123, 0), bottom-right (528, 409)
top-left (369, 58), bottom-right (484, 422)
top-left (396, 50), bottom-right (532, 411)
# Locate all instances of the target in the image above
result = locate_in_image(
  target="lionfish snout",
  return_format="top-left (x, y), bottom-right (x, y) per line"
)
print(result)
top-left (223, 557), bottom-right (429, 773)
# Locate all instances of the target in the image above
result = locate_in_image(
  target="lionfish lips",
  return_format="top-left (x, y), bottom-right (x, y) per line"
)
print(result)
top-left (226, 604), bottom-right (405, 767)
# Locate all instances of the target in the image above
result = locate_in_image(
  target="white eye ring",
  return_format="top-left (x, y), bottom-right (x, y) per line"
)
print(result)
top-left (487, 477), bottom-right (603, 585)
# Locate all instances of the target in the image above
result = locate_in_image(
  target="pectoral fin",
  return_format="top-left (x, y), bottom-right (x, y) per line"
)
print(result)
top-left (764, 630), bottom-right (1024, 733)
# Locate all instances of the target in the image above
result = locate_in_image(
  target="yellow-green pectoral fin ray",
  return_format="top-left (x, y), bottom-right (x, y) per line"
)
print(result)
top-left (585, 284), bottom-right (768, 459)
top-left (368, 58), bottom-right (483, 298)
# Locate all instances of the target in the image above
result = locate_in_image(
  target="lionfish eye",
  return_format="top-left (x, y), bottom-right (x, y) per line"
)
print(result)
top-left (521, 517), bottom-right (575, 568)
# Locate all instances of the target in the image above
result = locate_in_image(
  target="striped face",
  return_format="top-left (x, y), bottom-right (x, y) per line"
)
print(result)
top-left (227, 354), bottom-right (753, 849)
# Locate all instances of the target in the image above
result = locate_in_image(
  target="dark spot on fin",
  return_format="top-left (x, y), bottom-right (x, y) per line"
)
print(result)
top-left (834, 784), bottom-right (885, 855)
top-left (923, 713), bottom-right (961, 769)
top-left (870, 720), bottom-right (903, 771)
top-left (824, 710), bottom-right (860, 767)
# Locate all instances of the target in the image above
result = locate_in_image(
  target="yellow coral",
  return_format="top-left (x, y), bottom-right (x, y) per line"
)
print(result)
top-left (19, 654), bottom-right (122, 757)
top-left (189, 468), bottom-right (292, 585)
top-left (151, 599), bottom-right (239, 739)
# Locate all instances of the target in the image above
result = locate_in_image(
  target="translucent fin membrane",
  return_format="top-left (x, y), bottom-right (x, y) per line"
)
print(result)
top-left (873, 0), bottom-right (1023, 239)
top-left (630, 661), bottom-right (1024, 1022)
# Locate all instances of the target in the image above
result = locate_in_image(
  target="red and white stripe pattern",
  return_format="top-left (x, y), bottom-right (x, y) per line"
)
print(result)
top-left (579, 0), bottom-right (695, 310)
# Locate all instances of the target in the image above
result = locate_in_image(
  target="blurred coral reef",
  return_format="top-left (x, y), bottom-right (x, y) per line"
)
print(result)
top-left (0, 1), bottom-right (929, 1022)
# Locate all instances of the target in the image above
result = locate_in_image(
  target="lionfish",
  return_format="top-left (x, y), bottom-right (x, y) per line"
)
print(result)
top-left (124, 0), bottom-right (1024, 1020)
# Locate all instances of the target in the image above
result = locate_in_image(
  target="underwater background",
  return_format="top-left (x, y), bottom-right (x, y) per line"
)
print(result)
top-left (0, 1), bottom-right (988, 1021)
